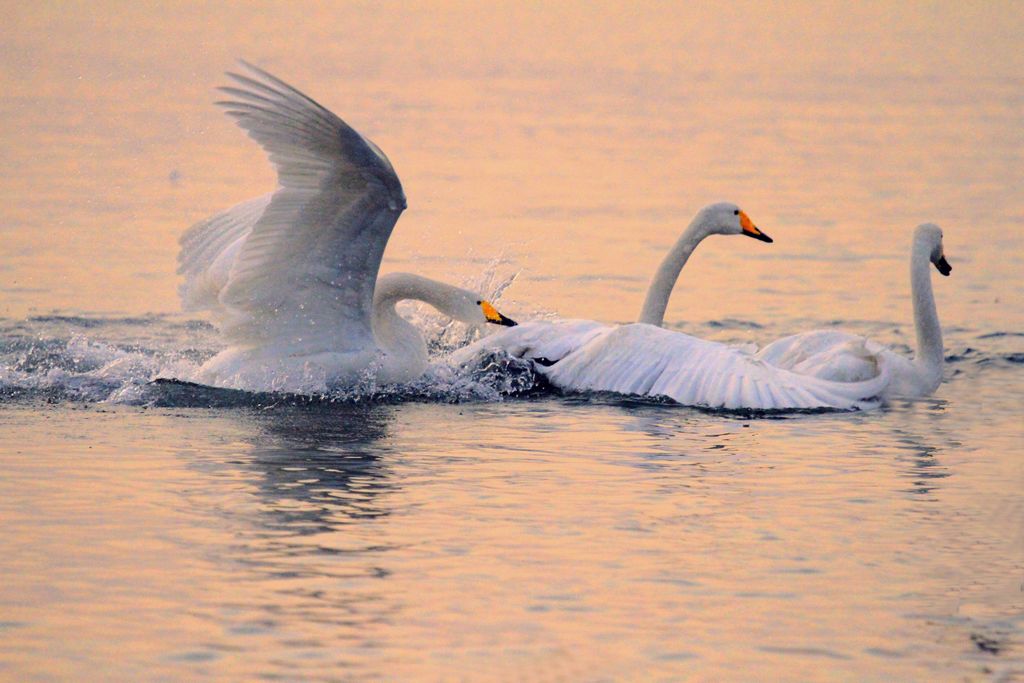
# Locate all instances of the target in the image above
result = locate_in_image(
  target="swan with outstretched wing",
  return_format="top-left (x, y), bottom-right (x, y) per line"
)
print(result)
top-left (457, 212), bottom-right (953, 410)
top-left (177, 62), bottom-right (516, 393)
top-left (453, 204), bottom-right (922, 411)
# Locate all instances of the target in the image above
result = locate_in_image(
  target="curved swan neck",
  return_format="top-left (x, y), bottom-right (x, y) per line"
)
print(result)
top-left (637, 217), bottom-right (707, 326)
top-left (374, 273), bottom-right (468, 316)
top-left (910, 238), bottom-right (943, 376)
top-left (372, 273), bottom-right (467, 355)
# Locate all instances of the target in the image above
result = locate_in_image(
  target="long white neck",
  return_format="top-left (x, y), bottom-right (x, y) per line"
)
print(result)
top-left (372, 273), bottom-right (470, 359)
top-left (637, 217), bottom-right (707, 326)
top-left (909, 239), bottom-right (943, 384)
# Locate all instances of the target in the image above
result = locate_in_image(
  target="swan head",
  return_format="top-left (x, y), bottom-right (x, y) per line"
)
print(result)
top-left (916, 223), bottom-right (952, 276)
top-left (696, 202), bottom-right (773, 243)
top-left (442, 286), bottom-right (517, 327)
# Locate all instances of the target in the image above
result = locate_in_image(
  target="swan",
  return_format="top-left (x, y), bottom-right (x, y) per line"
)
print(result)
top-left (452, 202), bottom-right (774, 360)
top-left (449, 202), bottom-right (773, 366)
top-left (175, 62), bottom-right (517, 393)
top-left (756, 223), bottom-right (952, 399)
top-left (454, 203), bottom-right (897, 410)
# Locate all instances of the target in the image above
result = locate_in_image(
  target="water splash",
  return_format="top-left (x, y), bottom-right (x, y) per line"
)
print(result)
top-left (2, 304), bottom-right (1020, 408)
top-left (0, 260), bottom-right (546, 406)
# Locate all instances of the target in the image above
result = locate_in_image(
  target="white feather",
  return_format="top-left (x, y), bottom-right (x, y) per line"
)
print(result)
top-left (188, 61), bottom-right (406, 354)
top-left (177, 194), bottom-right (272, 312)
top-left (542, 324), bottom-right (891, 410)
top-left (174, 64), bottom-right (523, 393)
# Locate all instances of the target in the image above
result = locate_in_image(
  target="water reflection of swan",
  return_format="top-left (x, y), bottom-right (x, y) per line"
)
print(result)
top-left (193, 403), bottom-right (399, 665)
top-left (245, 404), bottom-right (396, 532)
top-left (177, 62), bottom-right (516, 394)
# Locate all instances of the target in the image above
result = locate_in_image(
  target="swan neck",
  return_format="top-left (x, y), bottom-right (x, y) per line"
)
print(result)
top-left (371, 273), bottom-right (442, 360)
top-left (910, 242), bottom-right (943, 375)
top-left (638, 219), bottom-right (705, 326)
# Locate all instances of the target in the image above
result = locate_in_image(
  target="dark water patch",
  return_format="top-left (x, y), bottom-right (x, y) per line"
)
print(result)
top-left (973, 353), bottom-right (1024, 368)
top-left (705, 318), bottom-right (765, 330)
top-left (759, 645), bottom-right (851, 660)
top-left (147, 379), bottom-right (346, 409)
top-left (166, 650), bottom-right (221, 663)
top-left (945, 347), bottom-right (980, 363)
top-left (27, 314), bottom-right (168, 328)
top-left (970, 632), bottom-right (1003, 655)
top-left (146, 361), bottom-right (553, 408)
top-left (978, 331), bottom-right (1024, 339)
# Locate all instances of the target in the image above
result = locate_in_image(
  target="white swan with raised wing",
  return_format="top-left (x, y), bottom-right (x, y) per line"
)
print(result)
top-left (177, 63), bottom-right (516, 393)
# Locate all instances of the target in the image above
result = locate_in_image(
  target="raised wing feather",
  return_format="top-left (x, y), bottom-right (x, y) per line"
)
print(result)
top-left (211, 62), bottom-right (407, 350)
top-left (177, 193), bottom-right (272, 311)
top-left (542, 324), bottom-right (891, 410)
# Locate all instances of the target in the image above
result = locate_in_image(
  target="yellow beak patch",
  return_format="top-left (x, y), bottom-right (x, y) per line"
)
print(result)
top-left (739, 211), bottom-right (773, 243)
top-left (479, 300), bottom-right (518, 326)
top-left (481, 300), bottom-right (502, 323)
top-left (739, 211), bottom-right (758, 236)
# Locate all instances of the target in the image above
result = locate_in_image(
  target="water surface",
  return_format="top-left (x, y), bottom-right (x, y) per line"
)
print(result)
top-left (1, 3), bottom-right (1023, 680)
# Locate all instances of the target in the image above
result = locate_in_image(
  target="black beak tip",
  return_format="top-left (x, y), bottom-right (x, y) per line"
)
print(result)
top-left (936, 257), bottom-right (952, 276)
top-left (499, 314), bottom-right (518, 327)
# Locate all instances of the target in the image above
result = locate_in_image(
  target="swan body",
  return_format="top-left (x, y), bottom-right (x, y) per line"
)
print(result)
top-left (176, 62), bottom-right (515, 393)
top-left (757, 223), bottom-right (951, 399)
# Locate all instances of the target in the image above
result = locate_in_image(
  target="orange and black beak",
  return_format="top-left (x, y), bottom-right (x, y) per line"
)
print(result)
top-left (739, 211), bottom-right (772, 243)
top-left (480, 300), bottom-right (518, 327)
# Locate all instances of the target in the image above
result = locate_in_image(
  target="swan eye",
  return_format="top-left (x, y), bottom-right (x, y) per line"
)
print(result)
top-left (475, 300), bottom-right (481, 305)
top-left (733, 209), bottom-right (739, 215)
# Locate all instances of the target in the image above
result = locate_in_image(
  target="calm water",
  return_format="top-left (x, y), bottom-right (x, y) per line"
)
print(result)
top-left (2, 3), bottom-right (1023, 680)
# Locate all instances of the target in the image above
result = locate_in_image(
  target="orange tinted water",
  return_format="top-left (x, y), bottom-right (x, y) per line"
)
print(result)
top-left (1, 3), bottom-right (1022, 680)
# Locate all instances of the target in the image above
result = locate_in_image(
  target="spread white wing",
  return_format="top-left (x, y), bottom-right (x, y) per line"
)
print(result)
top-left (542, 324), bottom-right (892, 410)
top-left (177, 61), bottom-right (406, 353)
top-left (447, 319), bottom-right (610, 366)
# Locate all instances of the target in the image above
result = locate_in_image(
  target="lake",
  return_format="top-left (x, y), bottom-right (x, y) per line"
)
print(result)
top-left (1, 3), bottom-right (1022, 680)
